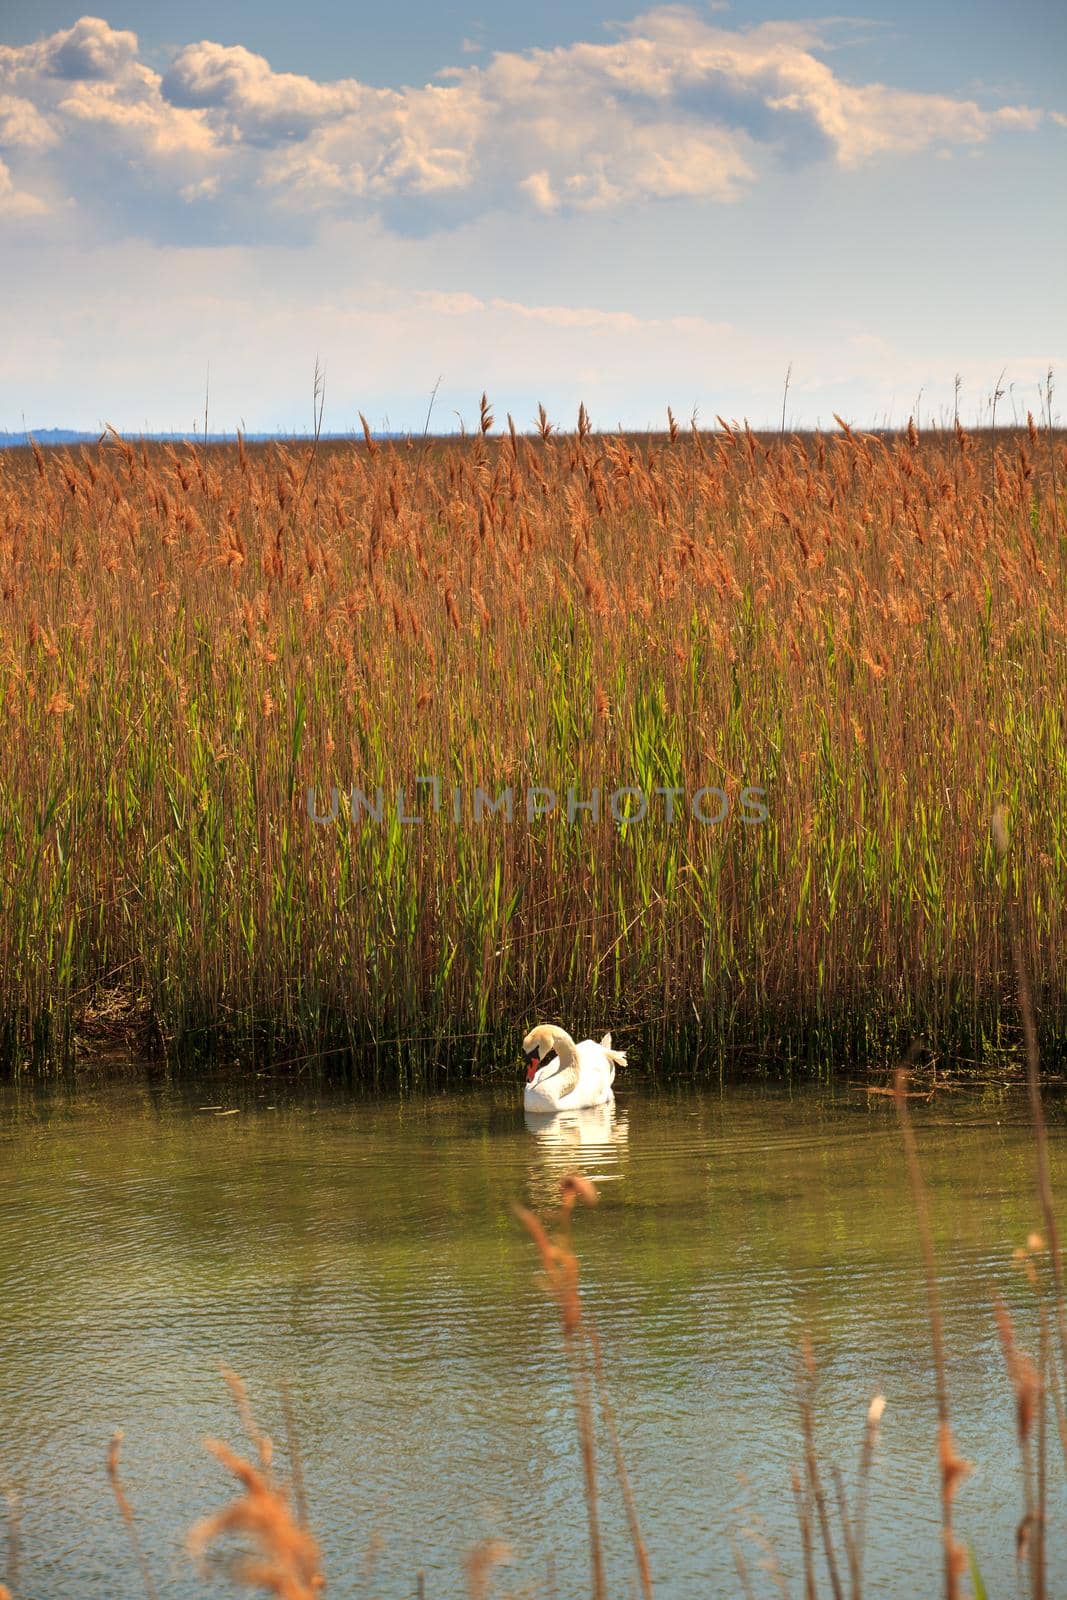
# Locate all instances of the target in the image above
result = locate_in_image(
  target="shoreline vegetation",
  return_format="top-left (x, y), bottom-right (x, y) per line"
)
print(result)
top-left (0, 407), bottom-right (1064, 1079)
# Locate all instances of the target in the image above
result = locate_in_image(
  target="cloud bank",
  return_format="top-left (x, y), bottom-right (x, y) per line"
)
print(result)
top-left (0, 10), bottom-right (1045, 239)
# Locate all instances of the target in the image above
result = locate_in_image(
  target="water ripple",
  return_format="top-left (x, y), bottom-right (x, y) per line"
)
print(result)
top-left (0, 1079), bottom-right (1061, 1598)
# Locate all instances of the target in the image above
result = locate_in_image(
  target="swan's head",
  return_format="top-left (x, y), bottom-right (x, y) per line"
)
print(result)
top-left (522, 1023), bottom-right (559, 1084)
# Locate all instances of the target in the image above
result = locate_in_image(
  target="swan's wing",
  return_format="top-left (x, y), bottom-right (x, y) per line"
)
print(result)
top-left (588, 1035), bottom-right (626, 1071)
top-left (555, 1062), bottom-right (580, 1098)
top-left (577, 1038), bottom-right (616, 1090)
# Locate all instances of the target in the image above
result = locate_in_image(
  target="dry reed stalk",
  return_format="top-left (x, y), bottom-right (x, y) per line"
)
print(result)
top-left (797, 1336), bottom-right (843, 1600)
top-left (106, 1430), bottom-right (160, 1600)
top-left (1, 1482), bottom-right (18, 1600)
top-left (360, 1530), bottom-right (384, 1587)
top-left (731, 1534), bottom-right (757, 1600)
top-left (1036, 1312), bottom-right (1048, 1599)
top-left (852, 1395), bottom-right (885, 1579)
top-left (993, 1294), bottom-right (1041, 1591)
top-left (189, 1438), bottom-right (325, 1599)
top-left (464, 1537), bottom-right (511, 1599)
top-left (829, 1465), bottom-right (860, 1600)
top-left (993, 807), bottom-right (1067, 1396)
top-left (221, 1366), bottom-right (273, 1469)
top-left (756, 1530), bottom-right (792, 1598)
top-left (991, 799), bottom-right (1066, 1599)
top-left (1040, 1313), bottom-right (1067, 1474)
top-left (587, 1323), bottom-right (654, 1600)
top-left (516, 1174), bottom-right (605, 1600)
top-left (790, 1466), bottom-right (816, 1600)
top-left (893, 1070), bottom-right (970, 1600)
top-left (186, 1373), bottom-right (325, 1598)
top-left (1042, 370), bottom-right (1059, 547)
top-left (280, 1380), bottom-right (309, 1530)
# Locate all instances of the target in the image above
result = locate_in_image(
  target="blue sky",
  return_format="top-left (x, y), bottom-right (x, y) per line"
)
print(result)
top-left (1, 4), bottom-right (1064, 433)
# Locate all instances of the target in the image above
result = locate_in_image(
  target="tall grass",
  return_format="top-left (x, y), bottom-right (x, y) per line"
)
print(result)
top-left (0, 410), bottom-right (1063, 1077)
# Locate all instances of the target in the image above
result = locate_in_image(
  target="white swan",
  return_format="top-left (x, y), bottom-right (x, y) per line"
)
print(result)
top-left (522, 1023), bottom-right (626, 1113)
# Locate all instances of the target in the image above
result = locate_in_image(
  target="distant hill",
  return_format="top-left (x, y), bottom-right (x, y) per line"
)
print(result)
top-left (0, 429), bottom-right (403, 449)
top-left (1, 429), bottom-right (108, 448)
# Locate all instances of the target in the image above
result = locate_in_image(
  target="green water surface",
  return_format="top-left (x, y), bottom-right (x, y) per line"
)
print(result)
top-left (0, 1075), bottom-right (1062, 1597)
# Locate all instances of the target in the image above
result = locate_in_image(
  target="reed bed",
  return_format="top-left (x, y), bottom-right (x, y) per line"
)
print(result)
top-left (0, 407), bottom-right (1064, 1077)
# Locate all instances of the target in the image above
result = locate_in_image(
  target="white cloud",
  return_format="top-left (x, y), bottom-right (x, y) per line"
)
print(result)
top-left (40, 15), bottom-right (139, 82)
top-left (162, 40), bottom-right (366, 143)
top-left (519, 170), bottom-right (559, 212)
top-left (0, 9), bottom-right (1046, 241)
top-left (0, 93), bottom-right (58, 149)
top-left (0, 155), bottom-right (48, 215)
top-left (55, 81), bottom-right (214, 157)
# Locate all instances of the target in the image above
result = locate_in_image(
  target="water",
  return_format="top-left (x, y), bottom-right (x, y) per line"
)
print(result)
top-left (0, 1075), bottom-right (1061, 1597)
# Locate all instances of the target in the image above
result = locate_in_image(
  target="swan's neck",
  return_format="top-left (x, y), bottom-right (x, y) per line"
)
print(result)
top-left (547, 1028), bottom-right (579, 1073)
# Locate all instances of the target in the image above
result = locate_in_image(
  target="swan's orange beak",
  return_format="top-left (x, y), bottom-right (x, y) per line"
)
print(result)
top-left (523, 1050), bottom-right (540, 1082)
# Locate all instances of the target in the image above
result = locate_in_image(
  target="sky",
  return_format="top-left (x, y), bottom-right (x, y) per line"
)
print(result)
top-left (0, 3), bottom-right (1064, 433)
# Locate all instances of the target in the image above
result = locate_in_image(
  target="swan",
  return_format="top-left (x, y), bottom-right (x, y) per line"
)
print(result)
top-left (522, 1023), bottom-right (626, 1113)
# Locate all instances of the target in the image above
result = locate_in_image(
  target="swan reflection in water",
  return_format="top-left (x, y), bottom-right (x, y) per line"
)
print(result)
top-left (523, 1102), bottom-right (629, 1207)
